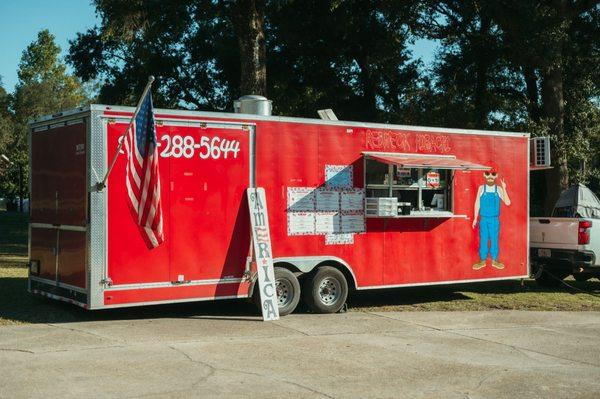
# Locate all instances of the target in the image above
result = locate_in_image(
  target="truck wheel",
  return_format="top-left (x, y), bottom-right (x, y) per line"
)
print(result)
top-left (253, 267), bottom-right (300, 316)
top-left (534, 265), bottom-right (567, 288)
top-left (574, 274), bottom-right (590, 282)
top-left (302, 266), bottom-right (348, 314)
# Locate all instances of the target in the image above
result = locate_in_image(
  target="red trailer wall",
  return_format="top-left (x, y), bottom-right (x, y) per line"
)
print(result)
top-left (105, 120), bottom-right (251, 305)
top-left (30, 121), bottom-right (87, 289)
top-left (101, 109), bottom-right (527, 306)
top-left (255, 122), bottom-right (528, 287)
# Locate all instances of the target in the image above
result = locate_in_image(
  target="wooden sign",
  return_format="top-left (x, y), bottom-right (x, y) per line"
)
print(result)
top-left (247, 187), bottom-right (279, 321)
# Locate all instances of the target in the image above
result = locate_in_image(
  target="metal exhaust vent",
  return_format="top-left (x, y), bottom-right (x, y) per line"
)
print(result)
top-left (233, 95), bottom-right (272, 116)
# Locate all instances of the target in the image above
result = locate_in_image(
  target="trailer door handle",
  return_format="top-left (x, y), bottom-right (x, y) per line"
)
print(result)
top-left (538, 219), bottom-right (551, 224)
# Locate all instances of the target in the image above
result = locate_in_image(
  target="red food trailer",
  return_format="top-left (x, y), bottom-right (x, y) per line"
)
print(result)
top-left (28, 101), bottom-right (530, 315)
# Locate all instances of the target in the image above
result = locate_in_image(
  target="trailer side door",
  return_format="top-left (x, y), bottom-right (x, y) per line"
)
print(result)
top-left (168, 122), bottom-right (252, 282)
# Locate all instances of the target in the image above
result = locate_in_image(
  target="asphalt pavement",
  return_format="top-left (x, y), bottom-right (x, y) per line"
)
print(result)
top-left (1, 310), bottom-right (599, 398)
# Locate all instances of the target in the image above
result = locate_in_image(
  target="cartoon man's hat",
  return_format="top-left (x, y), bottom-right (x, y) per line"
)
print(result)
top-left (487, 161), bottom-right (499, 173)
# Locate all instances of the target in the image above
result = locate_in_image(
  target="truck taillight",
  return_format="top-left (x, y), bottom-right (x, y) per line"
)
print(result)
top-left (578, 220), bottom-right (592, 245)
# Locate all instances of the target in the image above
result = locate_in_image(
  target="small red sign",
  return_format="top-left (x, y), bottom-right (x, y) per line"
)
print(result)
top-left (426, 171), bottom-right (440, 188)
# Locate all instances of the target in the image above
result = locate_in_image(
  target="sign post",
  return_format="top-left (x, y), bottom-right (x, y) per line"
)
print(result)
top-left (247, 187), bottom-right (279, 321)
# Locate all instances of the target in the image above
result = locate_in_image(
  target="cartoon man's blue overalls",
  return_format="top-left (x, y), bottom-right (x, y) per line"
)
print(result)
top-left (472, 171), bottom-right (510, 270)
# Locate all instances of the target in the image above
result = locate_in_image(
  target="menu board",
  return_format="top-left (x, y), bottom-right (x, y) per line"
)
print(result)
top-left (325, 233), bottom-right (354, 245)
top-left (341, 212), bottom-right (365, 233)
top-left (286, 165), bottom-right (364, 242)
top-left (287, 187), bottom-right (315, 212)
top-left (315, 212), bottom-right (340, 234)
top-left (316, 189), bottom-right (340, 211)
top-left (287, 212), bottom-right (315, 235)
top-left (341, 188), bottom-right (364, 211)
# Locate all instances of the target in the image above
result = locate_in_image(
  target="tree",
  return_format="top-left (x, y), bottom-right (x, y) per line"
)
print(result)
top-left (267, 0), bottom-right (423, 122)
top-left (0, 78), bottom-right (12, 155)
top-left (224, 0), bottom-right (267, 95)
top-left (0, 78), bottom-right (16, 206)
top-left (13, 30), bottom-right (87, 124)
top-left (68, 0), bottom-right (265, 109)
top-left (0, 30), bottom-right (87, 205)
top-left (417, 1), bottom-right (525, 130)
top-left (69, 0), bottom-right (426, 123)
top-left (488, 0), bottom-right (599, 212)
top-left (419, 1), bottom-right (599, 212)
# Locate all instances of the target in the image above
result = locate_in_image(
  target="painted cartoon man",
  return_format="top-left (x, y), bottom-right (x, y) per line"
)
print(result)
top-left (472, 167), bottom-right (511, 270)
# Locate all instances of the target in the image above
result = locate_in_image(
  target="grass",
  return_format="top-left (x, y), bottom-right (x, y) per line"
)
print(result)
top-left (1, 211), bottom-right (600, 326)
top-left (0, 211), bottom-right (28, 268)
top-left (347, 279), bottom-right (600, 312)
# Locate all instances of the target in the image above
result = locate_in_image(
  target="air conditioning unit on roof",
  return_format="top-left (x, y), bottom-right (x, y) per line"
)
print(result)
top-left (530, 137), bottom-right (551, 170)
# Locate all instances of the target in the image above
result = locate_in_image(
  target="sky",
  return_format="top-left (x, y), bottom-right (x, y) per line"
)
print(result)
top-left (0, 0), bottom-right (99, 92)
top-left (0, 1), bottom-right (437, 94)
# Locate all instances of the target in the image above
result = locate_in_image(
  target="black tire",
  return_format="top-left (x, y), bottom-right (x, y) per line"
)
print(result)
top-left (253, 267), bottom-right (301, 316)
top-left (302, 266), bottom-right (348, 314)
top-left (573, 274), bottom-right (591, 282)
top-left (534, 264), bottom-right (567, 288)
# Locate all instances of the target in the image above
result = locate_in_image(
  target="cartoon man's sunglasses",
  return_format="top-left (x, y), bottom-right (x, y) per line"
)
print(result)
top-left (484, 171), bottom-right (498, 177)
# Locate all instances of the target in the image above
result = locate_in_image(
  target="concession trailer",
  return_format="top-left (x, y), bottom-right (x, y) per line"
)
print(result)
top-left (27, 97), bottom-right (535, 315)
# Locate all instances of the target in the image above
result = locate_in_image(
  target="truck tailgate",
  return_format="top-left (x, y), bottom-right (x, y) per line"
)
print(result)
top-left (530, 218), bottom-right (579, 246)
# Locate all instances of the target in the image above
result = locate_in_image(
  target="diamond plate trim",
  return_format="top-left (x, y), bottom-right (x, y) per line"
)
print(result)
top-left (88, 109), bottom-right (107, 309)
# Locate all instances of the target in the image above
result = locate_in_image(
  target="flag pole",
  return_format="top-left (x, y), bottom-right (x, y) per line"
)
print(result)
top-left (95, 75), bottom-right (155, 192)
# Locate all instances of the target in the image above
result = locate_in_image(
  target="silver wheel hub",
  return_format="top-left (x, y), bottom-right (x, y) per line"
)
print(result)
top-left (276, 278), bottom-right (293, 307)
top-left (318, 277), bottom-right (341, 305)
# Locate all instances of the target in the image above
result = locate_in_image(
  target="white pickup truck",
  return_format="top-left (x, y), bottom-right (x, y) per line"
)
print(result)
top-left (530, 184), bottom-right (600, 286)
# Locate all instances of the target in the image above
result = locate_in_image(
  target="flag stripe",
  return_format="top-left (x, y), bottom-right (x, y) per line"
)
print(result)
top-left (124, 90), bottom-right (164, 249)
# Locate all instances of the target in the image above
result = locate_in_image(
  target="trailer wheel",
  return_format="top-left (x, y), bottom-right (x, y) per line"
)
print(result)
top-left (253, 267), bottom-right (300, 316)
top-left (302, 266), bottom-right (348, 314)
top-left (275, 268), bottom-right (301, 316)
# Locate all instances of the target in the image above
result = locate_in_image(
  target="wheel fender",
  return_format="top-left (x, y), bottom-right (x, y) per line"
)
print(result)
top-left (273, 256), bottom-right (357, 288)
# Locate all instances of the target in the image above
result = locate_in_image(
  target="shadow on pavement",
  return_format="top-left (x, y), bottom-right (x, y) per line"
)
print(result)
top-left (2, 270), bottom-right (600, 325)
top-left (0, 272), bottom-right (260, 325)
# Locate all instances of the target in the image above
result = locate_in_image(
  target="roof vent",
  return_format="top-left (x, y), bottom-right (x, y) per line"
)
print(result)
top-left (233, 95), bottom-right (272, 116)
top-left (317, 109), bottom-right (338, 120)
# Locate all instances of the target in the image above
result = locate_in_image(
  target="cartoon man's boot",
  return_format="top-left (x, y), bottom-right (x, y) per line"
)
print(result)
top-left (472, 260), bottom-right (486, 270)
top-left (491, 260), bottom-right (505, 269)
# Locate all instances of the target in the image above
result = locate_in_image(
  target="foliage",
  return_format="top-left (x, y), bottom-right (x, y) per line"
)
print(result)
top-left (68, 0), bottom-right (427, 123)
top-left (266, 0), bottom-right (424, 122)
top-left (0, 30), bottom-right (88, 201)
top-left (0, 79), bottom-right (12, 155)
top-left (3, 1), bottom-right (593, 211)
top-left (68, 0), bottom-right (236, 109)
top-left (417, 1), bottom-right (599, 210)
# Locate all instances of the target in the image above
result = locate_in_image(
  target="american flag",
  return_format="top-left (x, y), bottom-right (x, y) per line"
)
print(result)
top-left (123, 90), bottom-right (164, 248)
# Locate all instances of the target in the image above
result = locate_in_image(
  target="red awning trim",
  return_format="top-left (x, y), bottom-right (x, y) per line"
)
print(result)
top-left (364, 152), bottom-right (491, 171)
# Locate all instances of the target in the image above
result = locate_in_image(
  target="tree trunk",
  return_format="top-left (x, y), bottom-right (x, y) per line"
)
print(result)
top-left (522, 65), bottom-right (541, 123)
top-left (473, 16), bottom-right (491, 129)
top-left (229, 0), bottom-right (267, 96)
top-left (356, 56), bottom-right (378, 122)
top-left (540, 64), bottom-right (568, 214)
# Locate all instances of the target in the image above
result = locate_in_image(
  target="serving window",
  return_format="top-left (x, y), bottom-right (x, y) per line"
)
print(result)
top-left (363, 152), bottom-right (490, 218)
